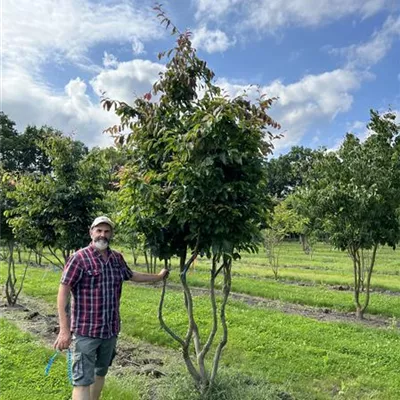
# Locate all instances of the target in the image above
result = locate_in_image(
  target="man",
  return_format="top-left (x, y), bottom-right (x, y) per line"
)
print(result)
top-left (54, 216), bottom-right (168, 400)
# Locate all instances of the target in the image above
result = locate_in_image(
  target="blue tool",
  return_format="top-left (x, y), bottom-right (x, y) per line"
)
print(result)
top-left (45, 349), bottom-right (73, 384)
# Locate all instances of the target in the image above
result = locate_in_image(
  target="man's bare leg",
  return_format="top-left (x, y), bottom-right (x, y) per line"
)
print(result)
top-left (72, 386), bottom-right (90, 400)
top-left (90, 375), bottom-right (106, 400)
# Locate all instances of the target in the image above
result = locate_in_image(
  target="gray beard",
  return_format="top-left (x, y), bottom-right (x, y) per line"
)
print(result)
top-left (94, 239), bottom-right (108, 251)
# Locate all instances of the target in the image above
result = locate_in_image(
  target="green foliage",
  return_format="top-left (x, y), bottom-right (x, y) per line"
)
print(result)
top-left (0, 113), bottom-right (65, 175)
top-left (265, 146), bottom-right (324, 199)
top-left (104, 24), bottom-right (279, 262)
top-left (0, 168), bottom-right (16, 243)
top-left (264, 199), bottom-right (307, 278)
top-left (299, 110), bottom-right (400, 251)
top-left (0, 113), bottom-right (20, 172)
top-left (103, 13), bottom-right (280, 391)
top-left (6, 135), bottom-right (108, 262)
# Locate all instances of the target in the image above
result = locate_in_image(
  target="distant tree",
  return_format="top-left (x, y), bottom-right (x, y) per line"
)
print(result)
top-left (296, 110), bottom-right (400, 319)
top-left (263, 198), bottom-right (307, 279)
top-left (0, 169), bottom-right (28, 305)
top-left (103, 8), bottom-right (279, 394)
top-left (265, 146), bottom-right (323, 199)
top-left (18, 125), bottom-right (63, 175)
top-left (0, 113), bottom-right (20, 172)
top-left (0, 114), bottom-right (63, 175)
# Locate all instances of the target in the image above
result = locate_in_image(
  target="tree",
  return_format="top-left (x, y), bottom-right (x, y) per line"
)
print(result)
top-left (265, 146), bottom-right (323, 199)
top-left (103, 8), bottom-right (279, 394)
top-left (264, 198), bottom-right (307, 279)
top-left (18, 125), bottom-right (63, 175)
top-left (0, 169), bottom-right (28, 305)
top-left (296, 110), bottom-right (400, 319)
top-left (0, 113), bottom-right (20, 172)
top-left (7, 135), bottom-right (108, 266)
top-left (0, 114), bottom-right (62, 175)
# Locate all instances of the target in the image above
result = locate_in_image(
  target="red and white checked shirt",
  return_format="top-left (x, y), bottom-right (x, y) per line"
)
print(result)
top-left (61, 245), bottom-right (133, 339)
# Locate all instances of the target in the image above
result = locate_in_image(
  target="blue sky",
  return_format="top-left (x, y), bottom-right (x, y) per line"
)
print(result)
top-left (2, 0), bottom-right (400, 154)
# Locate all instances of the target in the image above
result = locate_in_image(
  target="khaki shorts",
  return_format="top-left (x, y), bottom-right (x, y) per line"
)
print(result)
top-left (71, 334), bottom-right (117, 386)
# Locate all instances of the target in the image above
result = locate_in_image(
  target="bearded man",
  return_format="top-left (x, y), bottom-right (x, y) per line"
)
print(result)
top-left (54, 216), bottom-right (168, 400)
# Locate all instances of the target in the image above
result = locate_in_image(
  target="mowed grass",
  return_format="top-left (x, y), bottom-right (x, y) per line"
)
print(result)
top-left (2, 263), bottom-right (400, 399)
top-left (113, 241), bottom-right (400, 318)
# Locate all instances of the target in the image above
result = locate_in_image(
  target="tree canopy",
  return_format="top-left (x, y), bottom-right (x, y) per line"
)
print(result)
top-left (295, 110), bottom-right (400, 318)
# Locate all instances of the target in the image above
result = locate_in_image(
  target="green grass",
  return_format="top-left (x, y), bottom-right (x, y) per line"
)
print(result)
top-left (2, 264), bottom-right (400, 399)
top-left (0, 318), bottom-right (292, 400)
top-left (166, 270), bottom-right (400, 318)
top-left (0, 318), bottom-right (149, 400)
top-left (0, 318), bottom-right (72, 400)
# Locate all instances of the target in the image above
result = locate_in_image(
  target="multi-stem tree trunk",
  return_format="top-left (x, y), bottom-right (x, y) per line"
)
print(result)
top-left (5, 240), bottom-right (28, 306)
top-left (264, 232), bottom-right (282, 279)
top-left (158, 248), bottom-right (232, 395)
top-left (349, 243), bottom-right (378, 319)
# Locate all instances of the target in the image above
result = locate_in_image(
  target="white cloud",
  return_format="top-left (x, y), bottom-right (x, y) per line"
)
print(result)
top-left (194, 0), bottom-right (395, 33)
top-left (348, 120), bottom-right (366, 132)
top-left (103, 52), bottom-right (119, 69)
top-left (195, 0), bottom-right (241, 20)
top-left (91, 60), bottom-right (164, 104)
top-left (330, 15), bottom-right (400, 67)
top-left (1, 0), bottom-right (163, 147)
top-left (132, 38), bottom-right (146, 55)
top-left (217, 68), bottom-right (363, 150)
top-left (3, 0), bottom-right (161, 71)
top-left (2, 68), bottom-right (117, 147)
top-left (192, 26), bottom-right (235, 53)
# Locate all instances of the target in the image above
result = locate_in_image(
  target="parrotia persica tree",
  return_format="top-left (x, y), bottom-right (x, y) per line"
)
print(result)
top-left (296, 110), bottom-right (400, 319)
top-left (102, 7), bottom-right (280, 393)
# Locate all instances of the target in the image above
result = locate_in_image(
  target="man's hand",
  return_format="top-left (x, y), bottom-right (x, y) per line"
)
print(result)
top-left (53, 329), bottom-right (71, 351)
top-left (158, 268), bottom-right (170, 281)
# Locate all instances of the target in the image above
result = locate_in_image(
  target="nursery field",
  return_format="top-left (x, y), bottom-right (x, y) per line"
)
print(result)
top-left (0, 241), bottom-right (399, 399)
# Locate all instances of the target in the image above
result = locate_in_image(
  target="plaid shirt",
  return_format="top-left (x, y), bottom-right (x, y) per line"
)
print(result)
top-left (61, 245), bottom-right (133, 339)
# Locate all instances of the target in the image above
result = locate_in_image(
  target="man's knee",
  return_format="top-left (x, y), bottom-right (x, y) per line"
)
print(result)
top-left (72, 385), bottom-right (90, 400)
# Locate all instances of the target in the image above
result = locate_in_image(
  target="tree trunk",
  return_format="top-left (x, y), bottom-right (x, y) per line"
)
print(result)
top-left (5, 241), bottom-right (16, 305)
top-left (16, 244), bottom-right (22, 263)
top-left (131, 247), bottom-right (138, 266)
top-left (209, 255), bottom-right (231, 389)
top-left (144, 251), bottom-right (150, 272)
top-left (158, 245), bottom-right (232, 395)
top-left (350, 244), bottom-right (378, 320)
top-left (5, 241), bottom-right (28, 306)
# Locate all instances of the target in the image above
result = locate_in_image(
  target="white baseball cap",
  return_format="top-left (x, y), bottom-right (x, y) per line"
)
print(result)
top-left (91, 216), bottom-right (114, 230)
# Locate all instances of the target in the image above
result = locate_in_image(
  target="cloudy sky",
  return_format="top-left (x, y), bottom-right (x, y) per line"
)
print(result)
top-left (2, 0), bottom-right (400, 153)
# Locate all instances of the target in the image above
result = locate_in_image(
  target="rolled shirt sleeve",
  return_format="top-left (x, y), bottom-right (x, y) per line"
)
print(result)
top-left (61, 253), bottom-right (84, 287)
top-left (118, 253), bottom-right (134, 281)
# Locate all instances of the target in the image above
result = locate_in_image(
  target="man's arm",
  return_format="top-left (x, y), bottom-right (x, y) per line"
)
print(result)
top-left (53, 283), bottom-right (72, 350)
top-left (130, 268), bottom-right (169, 283)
